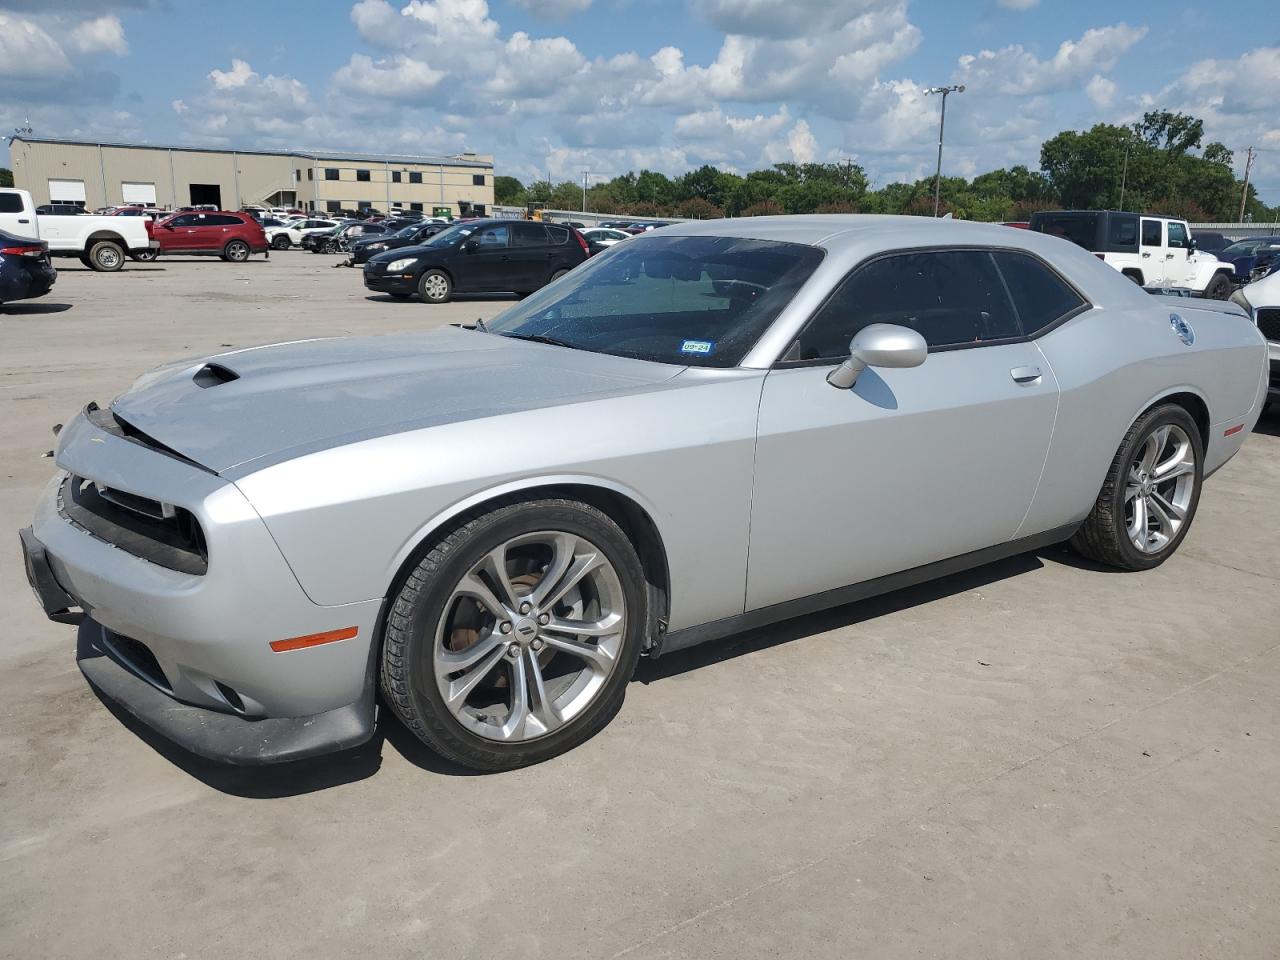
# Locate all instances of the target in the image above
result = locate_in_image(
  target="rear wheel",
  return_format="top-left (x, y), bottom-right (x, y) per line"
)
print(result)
top-left (550, 268), bottom-right (570, 283)
top-left (1070, 404), bottom-right (1203, 570)
top-left (380, 498), bottom-right (647, 771)
top-left (130, 248), bottom-right (158, 263)
top-left (418, 269), bottom-right (452, 304)
top-left (88, 241), bottom-right (124, 272)
top-left (1204, 272), bottom-right (1232, 300)
top-left (222, 239), bottom-right (250, 263)
top-left (271, 235), bottom-right (292, 250)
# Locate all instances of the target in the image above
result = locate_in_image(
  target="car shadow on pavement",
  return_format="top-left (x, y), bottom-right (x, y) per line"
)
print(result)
top-left (1252, 412), bottom-right (1280, 438)
top-left (634, 552), bottom-right (1045, 684)
top-left (1, 302), bottom-right (73, 314)
top-left (363, 293), bottom-right (522, 304)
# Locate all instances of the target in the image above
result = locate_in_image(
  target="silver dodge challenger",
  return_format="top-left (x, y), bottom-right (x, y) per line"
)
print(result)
top-left (21, 216), bottom-right (1269, 771)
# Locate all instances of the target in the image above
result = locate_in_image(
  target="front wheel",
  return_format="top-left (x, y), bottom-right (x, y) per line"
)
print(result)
top-left (1070, 404), bottom-right (1203, 570)
top-left (1204, 272), bottom-right (1232, 300)
top-left (418, 269), bottom-right (452, 304)
top-left (271, 235), bottom-right (292, 250)
top-left (222, 239), bottom-right (250, 263)
top-left (380, 498), bottom-right (647, 771)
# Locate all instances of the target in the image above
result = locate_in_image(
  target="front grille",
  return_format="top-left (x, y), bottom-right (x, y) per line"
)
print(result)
top-left (1258, 308), bottom-right (1280, 343)
top-left (59, 475), bottom-right (208, 575)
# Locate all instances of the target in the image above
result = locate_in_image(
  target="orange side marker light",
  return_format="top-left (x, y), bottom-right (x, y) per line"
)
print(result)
top-left (270, 626), bottom-right (358, 653)
top-left (1224, 424), bottom-right (1245, 437)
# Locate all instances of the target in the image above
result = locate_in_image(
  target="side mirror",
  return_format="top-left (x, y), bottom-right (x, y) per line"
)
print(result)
top-left (1187, 237), bottom-right (1197, 252)
top-left (463, 239), bottom-right (479, 253)
top-left (163, 223), bottom-right (175, 230)
top-left (827, 323), bottom-right (927, 389)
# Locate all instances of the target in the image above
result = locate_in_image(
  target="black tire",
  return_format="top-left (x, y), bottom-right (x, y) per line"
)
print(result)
top-left (1122, 270), bottom-right (1144, 286)
top-left (1204, 272), bottom-right (1232, 300)
top-left (417, 269), bottom-right (453, 303)
top-left (321, 239), bottom-right (338, 254)
top-left (222, 239), bottom-right (250, 263)
top-left (130, 248), bottom-right (158, 263)
top-left (87, 240), bottom-right (124, 272)
top-left (550, 268), bottom-right (570, 283)
top-left (79, 255), bottom-right (93, 269)
top-left (380, 497), bottom-right (648, 771)
top-left (271, 235), bottom-right (292, 250)
top-left (1069, 403), bottom-right (1203, 571)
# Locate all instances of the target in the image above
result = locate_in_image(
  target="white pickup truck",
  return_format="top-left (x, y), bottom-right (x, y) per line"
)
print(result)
top-left (0, 188), bottom-right (157, 272)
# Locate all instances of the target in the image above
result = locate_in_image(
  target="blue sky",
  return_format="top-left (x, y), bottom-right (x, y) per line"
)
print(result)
top-left (2, 0), bottom-right (1277, 202)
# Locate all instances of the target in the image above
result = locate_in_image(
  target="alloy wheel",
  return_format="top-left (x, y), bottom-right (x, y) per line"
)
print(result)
top-left (1124, 423), bottom-right (1196, 553)
top-left (432, 530), bottom-right (626, 743)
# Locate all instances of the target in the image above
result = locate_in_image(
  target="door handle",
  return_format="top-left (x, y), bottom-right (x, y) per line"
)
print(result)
top-left (1165, 253), bottom-right (1175, 259)
top-left (1141, 252), bottom-right (1151, 258)
top-left (1011, 366), bottom-right (1042, 384)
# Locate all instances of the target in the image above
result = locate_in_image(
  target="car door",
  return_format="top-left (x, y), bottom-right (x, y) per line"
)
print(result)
top-left (1140, 218), bottom-right (1166, 285)
top-left (453, 223), bottom-right (511, 291)
top-left (1165, 220), bottom-right (1193, 286)
top-left (511, 221), bottom-right (552, 289)
top-left (746, 248), bottom-right (1063, 611)
top-left (161, 214), bottom-right (201, 251)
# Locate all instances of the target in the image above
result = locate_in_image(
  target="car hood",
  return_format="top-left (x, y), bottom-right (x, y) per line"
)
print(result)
top-left (109, 326), bottom-right (685, 475)
top-left (368, 241), bottom-right (455, 263)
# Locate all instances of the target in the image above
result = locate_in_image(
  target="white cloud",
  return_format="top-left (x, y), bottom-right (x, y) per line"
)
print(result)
top-left (0, 13), bottom-right (72, 77)
top-left (764, 119), bottom-right (818, 164)
top-left (210, 58), bottom-right (256, 89)
top-left (70, 15), bottom-right (128, 56)
top-left (996, 0), bottom-right (1038, 9)
top-left (177, 60), bottom-right (313, 145)
top-left (1085, 74), bottom-right (1116, 108)
top-left (955, 23), bottom-right (1147, 96)
top-left (332, 54), bottom-right (445, 99)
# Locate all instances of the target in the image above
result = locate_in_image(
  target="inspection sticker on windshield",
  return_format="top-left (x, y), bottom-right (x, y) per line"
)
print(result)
top-left (680, 340), bottom-right (714, 355)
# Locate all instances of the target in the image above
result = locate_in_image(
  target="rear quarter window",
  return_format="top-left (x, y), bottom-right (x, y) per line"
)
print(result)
top-left (992, 251), bottom-right (1087, 336)
top-left (546, 225), bottom-right (570, 244)
top-left (0, 193), bottom-right (26, 213)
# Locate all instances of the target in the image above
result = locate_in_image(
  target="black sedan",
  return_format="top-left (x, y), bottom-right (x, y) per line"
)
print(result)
top-left (363, 219), bottom-right (588, 303)
top-left (348, 222), bottom-right (449, 265)
top-left (0, 231), bottom-right (57, 307)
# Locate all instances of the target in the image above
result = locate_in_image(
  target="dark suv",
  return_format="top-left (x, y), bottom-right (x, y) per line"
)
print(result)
top-left (363, 219), bottom-right (589, 303)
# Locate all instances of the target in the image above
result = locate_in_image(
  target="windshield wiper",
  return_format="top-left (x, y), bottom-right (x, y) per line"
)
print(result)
top-left (502, 332), bottom-right (577, 350)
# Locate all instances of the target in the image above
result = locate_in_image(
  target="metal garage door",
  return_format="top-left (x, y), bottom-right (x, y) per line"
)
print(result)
top-left (48, 179), bottom-right (86, 204)
top-left (121, 182), bottom-right (157, 205)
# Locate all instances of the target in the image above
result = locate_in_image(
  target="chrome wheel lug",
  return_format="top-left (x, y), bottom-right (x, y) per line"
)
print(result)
top-left (530, 638), bottom-right (544, 652)
top-left (519, 601), bottom-right (532, 615)
top-left (499, 621), bottom-right (513, 635)
top-left (537, 613), bottom-right (550, 625)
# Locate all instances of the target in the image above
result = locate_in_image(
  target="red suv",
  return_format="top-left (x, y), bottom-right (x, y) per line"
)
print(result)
top-left (154, 210), bottom-right (268, 262)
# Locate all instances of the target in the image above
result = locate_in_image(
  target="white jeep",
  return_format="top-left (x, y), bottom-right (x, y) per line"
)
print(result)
top-left (1030, 210), bottom-right (1234, 299)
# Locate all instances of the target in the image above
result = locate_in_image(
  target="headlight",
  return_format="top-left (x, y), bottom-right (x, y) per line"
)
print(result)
top-left (386, 257), bottom-right (418, 272)
top-left (368, 243), bottom-right (387, 251)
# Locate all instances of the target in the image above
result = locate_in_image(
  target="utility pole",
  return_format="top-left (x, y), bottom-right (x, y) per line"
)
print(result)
top-left (1238, 146), bottom-right (1255, 222)
top-left (582, 169), bottom-right (588, 213)
top-left (924, 85), bottom-right (964, 217)
top-left (1118, 134), bottom-right (1131, 211)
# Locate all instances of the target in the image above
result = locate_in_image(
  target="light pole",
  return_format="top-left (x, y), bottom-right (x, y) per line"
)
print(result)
top-left (924, 84), bottom-right (964, 217)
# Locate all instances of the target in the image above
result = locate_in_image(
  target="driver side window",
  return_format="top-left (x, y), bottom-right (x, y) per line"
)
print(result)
top-left (475, 225), bottom-right (509, 247)
top-left (789, 249), bottom-right (1021, 362)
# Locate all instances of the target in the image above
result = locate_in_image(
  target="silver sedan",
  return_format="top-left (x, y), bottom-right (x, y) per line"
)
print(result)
top-left (21, 216), bottom-right (1269, 771)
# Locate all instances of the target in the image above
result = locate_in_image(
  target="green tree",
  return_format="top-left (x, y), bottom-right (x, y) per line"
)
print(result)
top-left (0, 168), bottom-right (12, 188)
top-left (493, 175), bottom-right (525, 205)
top-left (1133, 110), bottom-right (1203, 154)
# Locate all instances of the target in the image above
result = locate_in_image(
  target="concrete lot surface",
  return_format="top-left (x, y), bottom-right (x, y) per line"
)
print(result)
top-left (2, 254), bottom-right (1278, 959)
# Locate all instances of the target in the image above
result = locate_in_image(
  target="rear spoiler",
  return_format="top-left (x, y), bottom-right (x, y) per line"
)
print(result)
top-left (1147, 292), bottom-right (1248, 319)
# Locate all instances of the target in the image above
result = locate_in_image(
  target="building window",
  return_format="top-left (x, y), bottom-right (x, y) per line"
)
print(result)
top-left (307, 168), bottom-right (314, 180)
top-left (410, 202), bottom-right (423, 211)
top-left (325, 168), bottom-right (339, 181)
top-left (409, 171), bottom-right (423, 184)
top-left (392, 171), bottom-right (402, 183)
top-left (356, 169), bottom-right (371, 182)
top-left (472, 174), bottom-right (486, 186)
top-left (326, 200), bottom-right (340, 212)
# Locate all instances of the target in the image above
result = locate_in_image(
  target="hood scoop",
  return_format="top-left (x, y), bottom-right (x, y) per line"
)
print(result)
top-left (192, 362), bottom-right (240, 389)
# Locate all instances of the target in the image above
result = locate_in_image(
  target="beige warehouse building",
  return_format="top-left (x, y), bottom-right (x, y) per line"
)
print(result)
top-left (9, 136), bottom-right (495, 217)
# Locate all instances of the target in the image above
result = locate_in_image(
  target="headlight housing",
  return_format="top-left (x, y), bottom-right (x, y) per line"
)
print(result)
top-left (386, 257), bottom-right (418, 272)
top-left (367, 243), bottom-right (387, 251)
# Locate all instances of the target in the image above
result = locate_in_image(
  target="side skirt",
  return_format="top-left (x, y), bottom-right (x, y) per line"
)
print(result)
top-left (653, 523), bottom-right (1081, 657)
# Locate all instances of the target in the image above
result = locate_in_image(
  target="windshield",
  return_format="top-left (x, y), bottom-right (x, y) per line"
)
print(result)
top-left (393, 225), bottom-right (418, 239)
top-left (418, 222), bottom-right (478, 247)
top-left (485, 235), bottom-right (825, 367)
top-left (1224, 239), bottom-right (1280, 256)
